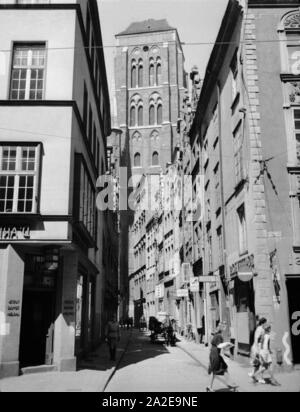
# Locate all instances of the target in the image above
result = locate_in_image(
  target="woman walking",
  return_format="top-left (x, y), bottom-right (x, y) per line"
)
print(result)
top-left (207, 322), bottom-right (237, 392)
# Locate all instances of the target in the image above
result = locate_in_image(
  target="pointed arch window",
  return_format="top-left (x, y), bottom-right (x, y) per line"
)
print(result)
top-left (156, 59), bottom-right (162, 85)
top-left (138, 105), bottom-right (143, 126)
top-left (130, 106), bottom-right (136, 127)
top-left (149, 105), bottom-right (155, 125)
top-left (152, 151), bottom-right (159, 166)
top-left (131, 60), bottom-right (137, 88)
top-left (157, 104), bottom-right (163, 125)
top-left (138, 60), bottom-right (143, 88)
top-left (149, 62), bottom-right (155, 87)
top-left (134, 153), bottom-right (141, 167)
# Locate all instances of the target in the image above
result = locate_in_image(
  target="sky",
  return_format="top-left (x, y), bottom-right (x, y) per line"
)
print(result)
top-left (97, 0), bottom-right (229, 92)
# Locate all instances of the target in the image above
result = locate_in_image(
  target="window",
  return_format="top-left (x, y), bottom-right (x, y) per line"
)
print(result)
top-left (131, 61), bottom-right (137, 88)
top-left (233, 122), bottom-right (244, 184)
top-left (157, 104), bottom-right (163, 124)
top-left (0, 145), bottom-right (40, 213)
top-left (294, 109), bottom-right (300, 163)
top-left (149, 105), bottom-right (155, 125)
top-left (287, 33), bottom-right (300, 75)
top-left (138, 60), bottom-right (143, 88)
top-left (83, 82), bottom-right (88, 133)
top-left (88, 105), bottom-right (93, 143)
top-left (79, 160), bottom-right (96, 239)
top-left (134, 153), bottom-right (141, 167)
top-left (149, 62), bottom-right (155, 86)
top-left (156, 59), bottom-right (162, 85)
top-left (152, 152), bottom-right (159, 166)
top-left (237, 204), bottom-right (247, 255)
top-left (138, 105), bottom-right (143, 126)
top-left (230, 51), bottom-right (238, 102)
top-left (217, 226), bottom-right (223, 266)
top-left (10, 44), bottom-right (46, 100)
top-left (130, 106), bottom-right (136, 127)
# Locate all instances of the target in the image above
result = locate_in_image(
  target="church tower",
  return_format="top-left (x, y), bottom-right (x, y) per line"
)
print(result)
top-left (114, 19), bottom-right (187, 175)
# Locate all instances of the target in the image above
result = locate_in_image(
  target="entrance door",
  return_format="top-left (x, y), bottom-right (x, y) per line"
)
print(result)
top-left (286, 278), bottom-right (300, 364)
top-left (19, 291), bottom-right (54, 368)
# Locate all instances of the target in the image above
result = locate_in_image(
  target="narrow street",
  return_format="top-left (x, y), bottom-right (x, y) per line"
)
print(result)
top-left (105, 330), bottom-right (208, 393)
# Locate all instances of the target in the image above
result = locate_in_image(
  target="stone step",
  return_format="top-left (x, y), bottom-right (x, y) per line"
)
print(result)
top-left (21, 365), bottom-right (57, 375)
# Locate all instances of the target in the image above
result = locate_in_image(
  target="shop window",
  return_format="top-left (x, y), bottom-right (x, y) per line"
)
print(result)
top-left (0, 144), bottom-right (40, 213)
top-left (10, 43), bottom-right (46, 100)
top-left (76, 275), bottom-right (84, 342)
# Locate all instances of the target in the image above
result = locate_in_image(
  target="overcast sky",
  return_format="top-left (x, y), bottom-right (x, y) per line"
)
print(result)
top-left (97, 0), bottom-right (228, 92)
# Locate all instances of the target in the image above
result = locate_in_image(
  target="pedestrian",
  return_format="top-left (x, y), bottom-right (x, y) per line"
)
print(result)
top-left (105, 314), bottom-right (120, 362)
top-left (258, 324), bottom-right (281, 386)
top-left (249, 316), bottom-right (267, 382)
top-left (207, 322), bottom-right (237, 392)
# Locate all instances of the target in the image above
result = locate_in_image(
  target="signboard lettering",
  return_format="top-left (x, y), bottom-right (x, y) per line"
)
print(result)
top-left (0, 227), bottom-right (30, 240)
top-left (7, 299), bottom-right (21, 318)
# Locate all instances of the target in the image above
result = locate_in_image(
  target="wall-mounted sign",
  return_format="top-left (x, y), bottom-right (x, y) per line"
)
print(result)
top-left (190, 277), bottom-right (199, 292)
top-left (155, 284), bottom-right (164, 299)
top-left (199, 276), bottom-right (219, 283)
top-left (0, 227), bottom-right (30, 241)
top-left (177, 289), bottom-right (189, 298)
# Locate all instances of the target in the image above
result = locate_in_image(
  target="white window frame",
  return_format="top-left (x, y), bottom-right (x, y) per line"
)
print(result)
top-left (0, 144), bottom-right (40, 214)
top-left (10, 43), bottom-right (46, 101)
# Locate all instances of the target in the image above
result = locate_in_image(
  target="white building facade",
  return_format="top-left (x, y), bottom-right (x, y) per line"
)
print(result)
top-left (0, 0), bottom-right (111, 377)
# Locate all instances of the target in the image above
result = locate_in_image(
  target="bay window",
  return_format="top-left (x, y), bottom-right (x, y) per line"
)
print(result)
top-left (0, 144), bottom-right (40, 213)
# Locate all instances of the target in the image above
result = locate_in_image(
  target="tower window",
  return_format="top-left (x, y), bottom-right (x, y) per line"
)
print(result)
top-left (134, 153), bottom-right (141, 167)
top-left (152, 152), bottom-right (159, 166)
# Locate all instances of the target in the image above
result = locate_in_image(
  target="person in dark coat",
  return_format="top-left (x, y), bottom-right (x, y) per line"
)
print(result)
top-left (207, 322), bottom-right (237, 392)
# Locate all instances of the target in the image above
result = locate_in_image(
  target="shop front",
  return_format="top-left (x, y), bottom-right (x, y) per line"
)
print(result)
top-left (229, 255), bottom-right (256, 356)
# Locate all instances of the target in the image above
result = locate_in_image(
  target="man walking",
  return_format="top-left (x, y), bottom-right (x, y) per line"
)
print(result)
top-left (105, 314), bottom-right (120, 361)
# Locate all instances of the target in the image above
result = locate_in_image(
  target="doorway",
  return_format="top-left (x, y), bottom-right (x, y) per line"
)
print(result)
top-left (19, 290), bottom-right (55, 368)
top-left (286, 278), bottom-right (300, 364)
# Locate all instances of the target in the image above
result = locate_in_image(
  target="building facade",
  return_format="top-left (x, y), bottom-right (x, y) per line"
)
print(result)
top-left (0, 0), bottom-right (111, 377)
top-left (114, 19), bottom-right (188, 326)
top-left (188, 0), bottom-right (300, 364)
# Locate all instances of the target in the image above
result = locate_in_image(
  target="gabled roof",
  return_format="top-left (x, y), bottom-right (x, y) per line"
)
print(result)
top-left (116, 19), bottom-right (176, 36)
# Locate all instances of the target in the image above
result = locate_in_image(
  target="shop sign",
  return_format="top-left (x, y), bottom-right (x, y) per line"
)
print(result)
top-left (199, 276), bottom-right (219, 283)
top-left (177, 289), bottom-right (189, 298)
top-left (155, 284), bottom-right (164, 299)
top-left (0, 226), bottom-right (30, 240)
top-left (230, 255), bottom-right (255, 282)
top-left (190, 277), bottom-right (199, 292)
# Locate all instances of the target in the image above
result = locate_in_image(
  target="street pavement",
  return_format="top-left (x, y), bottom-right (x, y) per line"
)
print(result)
top-left (106, 330), bottom-right (300, 393)
top-left (0, 329), bottom-right (132, 392)
top-left (0, 328), bottom-right (299, 392)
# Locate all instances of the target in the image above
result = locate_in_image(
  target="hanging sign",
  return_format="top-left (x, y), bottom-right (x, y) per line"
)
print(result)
top-left (190, 277), bottom-right (199, 292)
top-left (155, 284), bottom-right (165, 299)
top-left (177, 289), bottom-right (189, 298)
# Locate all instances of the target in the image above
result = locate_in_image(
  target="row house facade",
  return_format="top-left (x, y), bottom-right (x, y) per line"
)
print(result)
top-left (188, 0), bottom-right (300, 365)
top-left (0, 0), bottom-right (112, 377)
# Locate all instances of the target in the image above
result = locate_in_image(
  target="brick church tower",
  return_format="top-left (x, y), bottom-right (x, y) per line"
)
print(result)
top-left (114, 19), bottom-right (187, 175)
